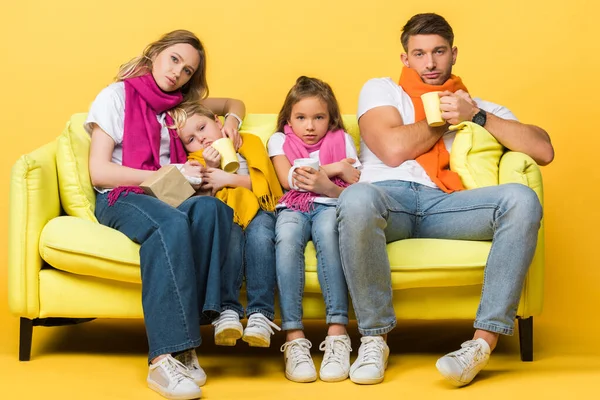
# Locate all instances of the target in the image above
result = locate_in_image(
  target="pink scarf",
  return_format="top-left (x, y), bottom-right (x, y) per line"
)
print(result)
top-left (108, 73), bottom-right (187, 205)
top-left (279, 124), bottom-right (349, 212)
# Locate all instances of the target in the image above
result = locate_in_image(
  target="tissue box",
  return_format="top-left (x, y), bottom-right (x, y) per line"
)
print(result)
top-left (140, 165), bottom-right (195, 208)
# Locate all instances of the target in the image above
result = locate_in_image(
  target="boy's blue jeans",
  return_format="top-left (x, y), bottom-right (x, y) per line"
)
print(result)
top-left (220, 210), bottom-right (277, 320)
top-left (95, 193), bottom-right (233, 362)
top-left (275, 204), bottom-right (349, 331)
top-left (337, 181), bottom-right (542, 337)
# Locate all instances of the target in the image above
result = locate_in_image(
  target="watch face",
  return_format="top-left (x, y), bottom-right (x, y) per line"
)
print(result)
top-left (473, 111), bottom-right (487, 126)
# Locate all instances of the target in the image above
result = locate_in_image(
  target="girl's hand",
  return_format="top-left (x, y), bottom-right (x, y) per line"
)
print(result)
top-left (336, 158), bottom-right (361, 184)
top-left (203, 146), bottom-right (221, 169)
top-left (201, 167), bottom-right (234, 196)
top-left (293, 167), bottom-right (342, 198)
top-left (222, 118), bottom-right (242, 150)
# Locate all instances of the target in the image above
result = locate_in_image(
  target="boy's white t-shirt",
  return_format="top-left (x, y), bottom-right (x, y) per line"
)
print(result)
top-left (356, 77), bottom-right (518, 186)
top-left (267, 132), bottom-right (360, 206)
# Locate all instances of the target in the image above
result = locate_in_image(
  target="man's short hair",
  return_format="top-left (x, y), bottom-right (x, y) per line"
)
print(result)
top-left (401, 13), bottom-right (454, 51)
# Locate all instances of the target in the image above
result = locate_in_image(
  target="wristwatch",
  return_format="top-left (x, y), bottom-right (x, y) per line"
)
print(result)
top-left (472, 109), bottom-right (487, 126)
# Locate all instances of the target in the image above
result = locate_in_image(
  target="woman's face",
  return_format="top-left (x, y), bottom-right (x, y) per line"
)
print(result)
top-left (152, 43), bottom-right (200, 92)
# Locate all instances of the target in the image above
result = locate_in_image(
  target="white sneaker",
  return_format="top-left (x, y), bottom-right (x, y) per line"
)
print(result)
top-left (147, 355), bottom-right (202, 400)
top-left (319, 335), bottom-right (352, 382)
top-left (174, 349), bottom-right (207, 387)
top-left (349, 336), bottom-right (389, 385)
top-left (212, 309), bottom-right (243, 346)
top-left (280, 338), bottom-right (317, 383)
top-left (436, 338), bottom-right (491, 387)
top-left (242, 313), bottom-right (281, 347)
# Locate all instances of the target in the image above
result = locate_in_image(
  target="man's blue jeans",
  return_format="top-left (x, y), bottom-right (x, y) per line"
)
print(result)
top-left (220, 210), bottom-right (277, 320)
top-left (275, 204), bottom-right (349, 331)
top-left (95, 193), bottom-right (233, 362)
top-left (336, 181), bottom-right (542, 337)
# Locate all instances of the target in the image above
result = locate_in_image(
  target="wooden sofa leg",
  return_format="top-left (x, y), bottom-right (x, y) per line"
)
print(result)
top-left (518, 316), bottom-right (533, 362)
top-left (19, 318), bottom-right (34, 361)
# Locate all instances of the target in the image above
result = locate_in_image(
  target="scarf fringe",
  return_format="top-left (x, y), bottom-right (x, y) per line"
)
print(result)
top-left (107, 186), bottom-right (145, 206)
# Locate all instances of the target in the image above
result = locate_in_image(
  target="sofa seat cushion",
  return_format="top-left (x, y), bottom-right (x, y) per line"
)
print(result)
top-left (40, 216), bottom-right (490, 289)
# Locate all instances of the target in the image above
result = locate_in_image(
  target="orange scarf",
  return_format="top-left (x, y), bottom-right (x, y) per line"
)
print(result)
top-left (399, 66), bottom-right (466, 193)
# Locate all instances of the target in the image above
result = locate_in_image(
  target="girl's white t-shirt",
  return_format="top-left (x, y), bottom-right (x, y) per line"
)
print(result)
top-left (356, 77), bottom-right (518, 186)
top-left (267, 132), bottom-right (361, 206)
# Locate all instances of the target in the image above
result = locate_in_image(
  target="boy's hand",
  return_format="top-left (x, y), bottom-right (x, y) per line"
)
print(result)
top-left (337, 158), bottom-right (361, 184)
top-left (203, 146), bottom-right (221, 168)
top-left (201, 167), bottom-right (233, 196)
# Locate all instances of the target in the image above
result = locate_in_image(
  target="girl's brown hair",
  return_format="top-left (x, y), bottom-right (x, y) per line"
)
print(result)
top-left (276, 76), bottom-right (345, 134)
top-left (116, 30), bottom-right (208, 103)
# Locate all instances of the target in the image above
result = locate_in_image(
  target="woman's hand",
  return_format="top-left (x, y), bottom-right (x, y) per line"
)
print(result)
top-left (222, 116), bottom-right (242, 150)
top-left (336, 158), bottom-right (361, 184)
top-left (201, 167), bottom-right (234, 196)
top-left (203, 146), bottom-right (221, 169)
top-left (293, 167), bottom-right (342, 198)
top-left (181, 160), bottom-right (204, 190)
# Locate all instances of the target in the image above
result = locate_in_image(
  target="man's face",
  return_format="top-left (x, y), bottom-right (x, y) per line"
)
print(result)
top-left (401, 34), bottom-right (457, 85)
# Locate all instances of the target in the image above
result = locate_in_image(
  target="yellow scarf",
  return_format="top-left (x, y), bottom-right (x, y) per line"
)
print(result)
top-left (188, 133), bottom-right (283, 229)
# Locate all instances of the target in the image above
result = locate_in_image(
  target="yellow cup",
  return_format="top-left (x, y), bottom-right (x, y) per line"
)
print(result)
top-left (211, 138), bottom-right (239, 173)
top-left (420, 91), bottom-right (445, 127)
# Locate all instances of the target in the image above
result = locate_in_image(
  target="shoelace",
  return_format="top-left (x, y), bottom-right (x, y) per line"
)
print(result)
top-left (211, 310), bottom-right (240, 331)
top-left (357, 337), bottom-right (385, 366)
top-left (247, 313), bottom-right (281, 335)
top-left (319, 337), bottom-right (352, 365)
top-left (450, 340), bottom-right (485, 369)
top-left (161, 356), bottom-right (194, 384)
top-left (175, 350), bottom-right (199, 371)
top-left (280, 339), bottom-right (313, 366)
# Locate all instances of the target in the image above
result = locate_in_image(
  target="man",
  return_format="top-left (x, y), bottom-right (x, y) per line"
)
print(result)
top-left (337, 13), bottom-right (554, 386)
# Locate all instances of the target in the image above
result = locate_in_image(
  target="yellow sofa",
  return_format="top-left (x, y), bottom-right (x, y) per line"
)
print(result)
top-left (8, 113), bottom-right (544, 362)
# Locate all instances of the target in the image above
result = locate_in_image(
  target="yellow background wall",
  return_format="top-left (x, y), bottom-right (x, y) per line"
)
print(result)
top-left (1, 0), bottom-right (598, 356)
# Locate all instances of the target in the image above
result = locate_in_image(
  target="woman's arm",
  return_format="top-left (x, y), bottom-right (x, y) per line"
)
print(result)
top-left (88, 124), bottom-right (155, 188)
top-left (201, 97), bottom-right (246, 149)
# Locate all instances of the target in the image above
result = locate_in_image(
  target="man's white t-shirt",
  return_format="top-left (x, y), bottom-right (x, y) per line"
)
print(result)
top-left (357, 77), bottom-right (518, 187)
top-left (267, 131), bottom-right (360, 206)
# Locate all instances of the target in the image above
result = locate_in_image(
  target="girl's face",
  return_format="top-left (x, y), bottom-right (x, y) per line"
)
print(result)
top-left (178, 114), bottom-right (224, 153)
top-left (287, 96), bottom-right (330, 145)
top-left (152, 43), bottom-right (200, 92)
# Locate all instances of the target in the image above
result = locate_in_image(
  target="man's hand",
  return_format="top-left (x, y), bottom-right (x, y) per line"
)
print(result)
top-left (439, 90), bottom-right (479, 125)
top-left (336, 158), bottom-right (361, 184)
top-left (203, 146), bottom-right (221, 169)
top-left (201, 167), bottom-right (233, 196)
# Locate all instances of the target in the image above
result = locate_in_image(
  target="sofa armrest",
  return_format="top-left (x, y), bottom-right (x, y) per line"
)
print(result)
top-left (498, 151), bottom-right (545, 317)
top-left (8, 141), bottom-right (62, 317)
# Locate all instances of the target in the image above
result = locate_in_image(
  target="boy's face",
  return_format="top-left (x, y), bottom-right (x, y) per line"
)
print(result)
top-left (179, 114), bottom-right (223, 153)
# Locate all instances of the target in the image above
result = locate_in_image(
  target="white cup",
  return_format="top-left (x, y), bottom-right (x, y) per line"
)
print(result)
top-left (288, 158), bottom-right (320, 191)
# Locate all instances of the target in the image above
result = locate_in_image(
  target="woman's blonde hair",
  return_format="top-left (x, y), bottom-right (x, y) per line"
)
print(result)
top-left (276, 76), bottom-right (345, 134)
top-left (116, 30), bottom-right (208, 103)
top-left (168, 101), bottom-right (216, 131)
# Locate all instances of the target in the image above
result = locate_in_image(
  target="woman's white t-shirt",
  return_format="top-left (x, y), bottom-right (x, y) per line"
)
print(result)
top-left (267, 131), bottom-right (360, 206)
top-left (356, 77), bottom-right (518, 187)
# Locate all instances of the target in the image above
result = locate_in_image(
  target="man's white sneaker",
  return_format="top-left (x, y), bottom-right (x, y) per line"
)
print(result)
top-left (280, 338), bottom-right (317, 383)
top-left (147, 355), bottom-right (202, 400)
top-left (436, 338), bottom-right (491, 387)
top-left (212, 309), bottom-right (243, 346)
top-left (349, 336), bottom-right (389, 385)
top-left (318, 335), bottom-right (352, 382)
top-left (174, 349), bottom-right (207, 387)
top-left (242, 313), bottom-right (281, 347)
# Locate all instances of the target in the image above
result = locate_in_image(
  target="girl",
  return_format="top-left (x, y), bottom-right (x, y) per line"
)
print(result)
top-left (171, 102), bottom-right (282, 348)
top-left (86, 30), bottom-right (244, 400)
top-left (267, 76), bottom-right (361, 383)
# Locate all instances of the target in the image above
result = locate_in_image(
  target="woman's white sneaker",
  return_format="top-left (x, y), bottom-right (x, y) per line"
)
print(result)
top-left (212, 309), bottom-right (243, 346)
top-left (435, 338), bottom-right (491, 387)
top-left (174, 349), bottom-right (207, 387)
top-left (349, 336), bottom-right (389, 385)
top-left (319, 335), bottom-right (352, 382)
top-left (280, 338), bottom-right (317, 383)
top-left (147, 355), bottom-right (202, 400)
top-left (242, 313), bottom-right (281, 347)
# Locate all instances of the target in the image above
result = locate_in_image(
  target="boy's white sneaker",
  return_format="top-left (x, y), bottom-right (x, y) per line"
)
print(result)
top-left (147, 355), bottom-right (202, 400)
top-left (242, 313), bottom-right (281, 347)
top-left (212, 309), bottom-right (243, 346)
top-left (280, 338), bottom-right (317, 383)
top-left (319, 335), bottom-right (352, 382)
top-left (436, 338), bottom-right (491, 387)
top-left (174, 349), bottom-right (207, 387)
top-left (349, 336), bottom-right (389, 385)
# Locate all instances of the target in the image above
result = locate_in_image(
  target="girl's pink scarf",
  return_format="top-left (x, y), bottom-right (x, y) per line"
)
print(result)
top-left (108, 73), bottom-right (187, 205)
top-left (279, 124), bottom-right (349, 212)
